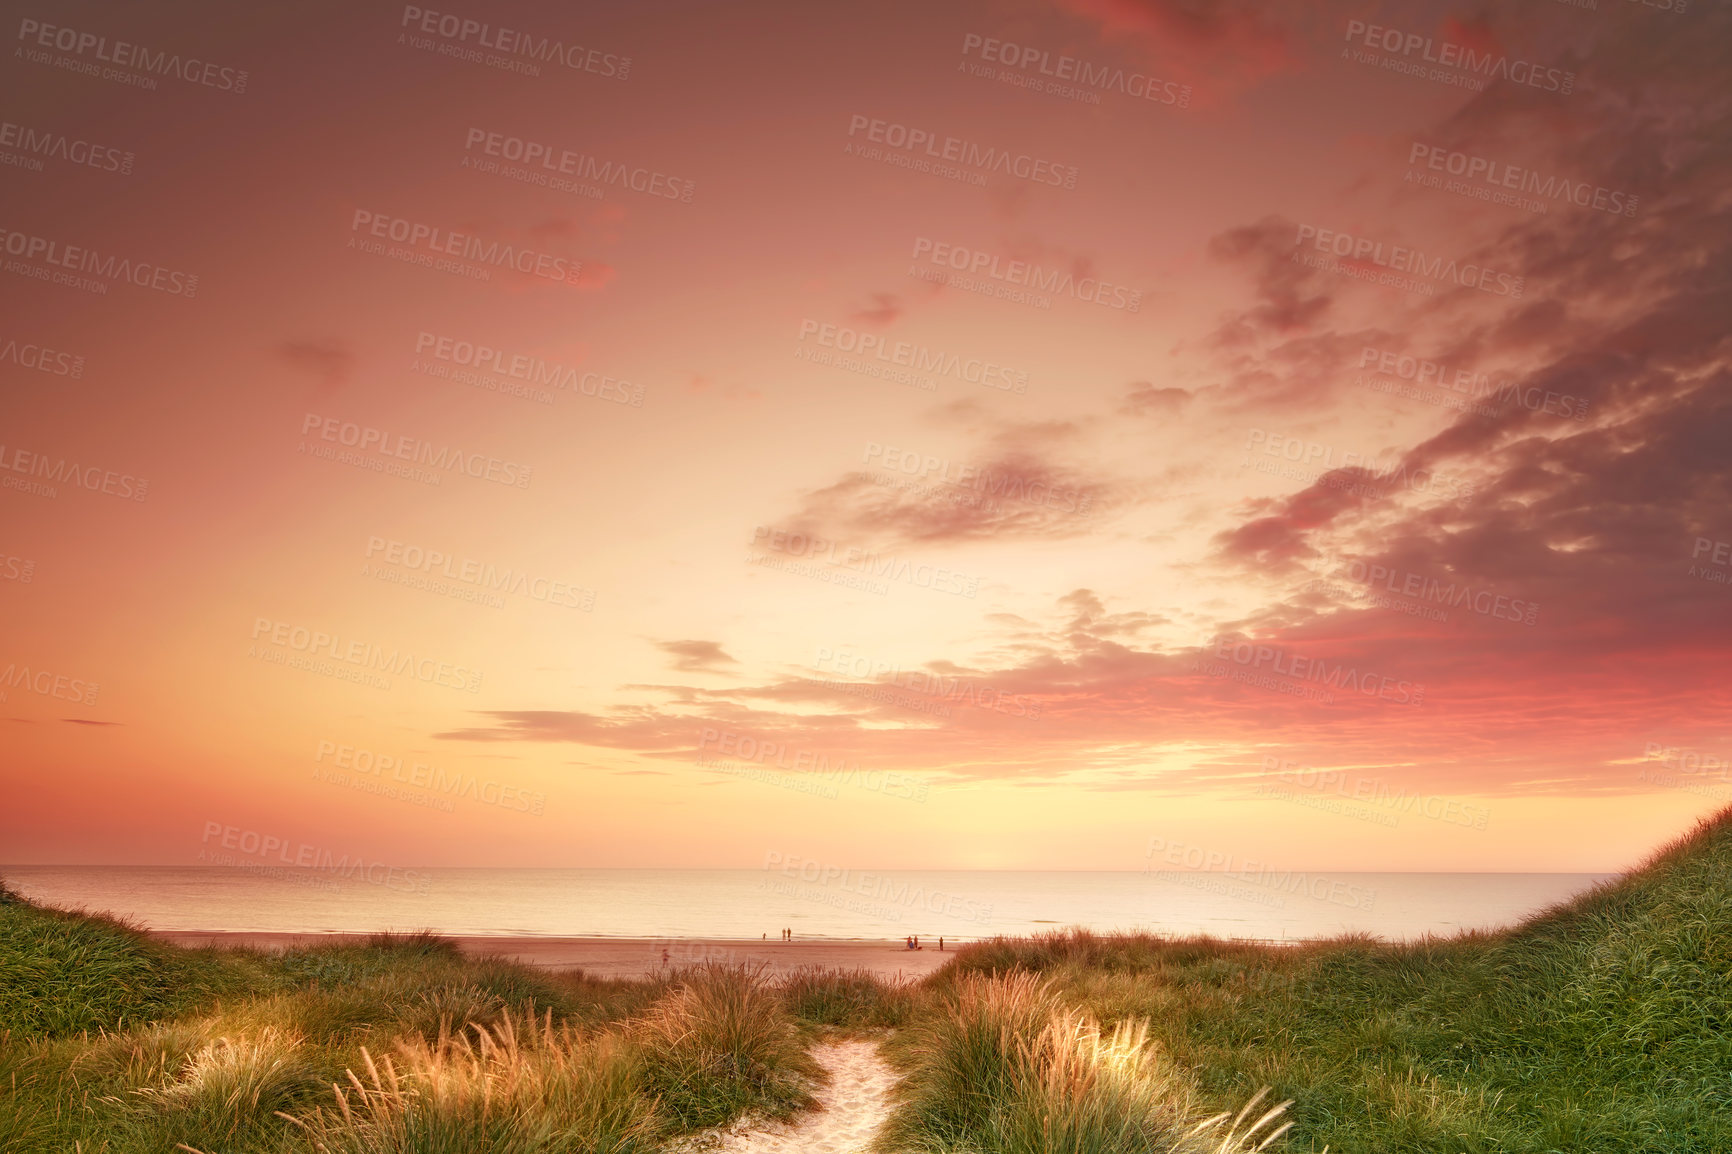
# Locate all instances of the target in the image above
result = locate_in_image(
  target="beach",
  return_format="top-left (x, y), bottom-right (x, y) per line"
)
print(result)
top-left (147, 932), bottom-right (957, 981)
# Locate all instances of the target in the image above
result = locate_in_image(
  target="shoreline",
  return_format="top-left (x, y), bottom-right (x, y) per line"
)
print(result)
top-left (147, 931), bottom-right (961, 980)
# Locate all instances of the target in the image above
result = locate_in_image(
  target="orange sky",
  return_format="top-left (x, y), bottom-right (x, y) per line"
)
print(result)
top-left (2, 0), bottom-right (1729, 874)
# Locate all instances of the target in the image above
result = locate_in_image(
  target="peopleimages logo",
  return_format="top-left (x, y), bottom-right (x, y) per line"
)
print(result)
top-left (349, 211), bottom-right (582, 284)
top-left (1345, 560), bottom-right (1539, 626)
top-left (200, 821), bottom-right (431, 892)
top-left (1259, 757), bottom-right (1491, 830)
top-left (364, 535), bottom-right (595, 611)
top-left (1214, 639), bottom-right (1423, 705)
top-left (0, 443), bottom-right (149, 501)
top-left (0, 660), bottom-right (98, 704)
top-left (413, 332), bottom-right (642, 406)
top-left (0, 334), bottom-right (84, 378)
top-left (1294, 224), bottom-right (1523, 298)
top-left (0, 226), bottom-right (199, 297)
top-left (398, 6), bottom-right (629, 78)
top-left (0, 119), bottom-right (133, 174)
top-left (1144, 837), bottom-right (1378, 912)
top-left (1342, 20), bottom-right (1574, 95)
top-left (15, 17), bottom-right (249, 92)
top-left (249, 617), bottom-right (483, 693)
top-left (315, 741), bottom-right (546, 815)
top-left (751, 525), bottom-right (981, 598)
top-left (698, 728), bottom-right (929, 802)
top-left (797, 320), bottom-right (1028, 394)
top-left (909, 238), bottom-right (1140, 312)
top-left (1242, 428), bottom-right (1475, 501)
top-left (846, 114), bottom-right (1078, 189)
top-left (463, 129), bottom-right (692, 202)
top-left (1406, 143), bottom-right (1637, 217)
top-left (863, 442), bottom-right (1090, 515)
top-left (299, 412), bottom-right (533, 488)
top-left (1356, 347), bottom-right (1588, 421)
top-left (763, 851), bottom-right (992, 925)
top-left (959, 33), bottom-right (1191, 108)
top-left (813, 645), bottom-right (1041, 719)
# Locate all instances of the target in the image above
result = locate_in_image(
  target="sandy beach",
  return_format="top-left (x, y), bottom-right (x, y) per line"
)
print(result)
top-left (147, 932), bottom-right (957, 981)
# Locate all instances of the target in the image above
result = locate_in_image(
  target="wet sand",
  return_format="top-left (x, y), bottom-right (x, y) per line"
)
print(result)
top-left (147, 932), bottom-right (958, 980)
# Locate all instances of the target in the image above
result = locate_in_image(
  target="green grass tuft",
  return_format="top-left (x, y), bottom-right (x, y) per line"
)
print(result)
top-left (780, 966), bottom-right (919, 1030)
top-left (0, 896), bottom-right (247, 1038)
top-left (632, 963), bottom-right (822, 1129)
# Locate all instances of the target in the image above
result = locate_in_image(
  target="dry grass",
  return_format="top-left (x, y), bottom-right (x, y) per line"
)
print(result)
top-left (880, 972), bottom-right (1291, 1154)
top-left (279, 1011), bottom-right (657, 1154)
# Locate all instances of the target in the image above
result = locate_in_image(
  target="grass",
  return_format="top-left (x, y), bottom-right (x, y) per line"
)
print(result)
top-left (0, 894), bottom-right (248, 1038)
top-left (879, 971), bottom-right (1294, 1154)
top-left (920, 807), bottom-right (1732, 1153)
top-left (780, 966), bottom-right (920, 1030)
top-left (0, 897), bottom-right (825, 1154)
top-left (282, 1013), bottom-right (661, 1154)
top-left (633, 962), bottom-right (821, 1129)
top-left (3, 807), bottom-right (1730, 1152)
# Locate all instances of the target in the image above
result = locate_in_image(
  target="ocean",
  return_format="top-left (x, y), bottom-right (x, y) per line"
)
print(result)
top-left (0, 865), bottom-right (1612, 943)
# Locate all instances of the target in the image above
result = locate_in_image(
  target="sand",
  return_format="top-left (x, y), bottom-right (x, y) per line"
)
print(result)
top-left (678, 1039), bottom-right (899, 1154)
top-left (147, 932), bottom-right (957, 980)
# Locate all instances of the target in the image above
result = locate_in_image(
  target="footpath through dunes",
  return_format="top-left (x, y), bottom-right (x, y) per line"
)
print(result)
top-left (680, 1039), bottom-right (900, 1154)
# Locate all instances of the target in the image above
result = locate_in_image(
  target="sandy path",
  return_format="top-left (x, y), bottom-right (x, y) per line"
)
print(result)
top-left (690, 1039), bottom-right (900, 1154)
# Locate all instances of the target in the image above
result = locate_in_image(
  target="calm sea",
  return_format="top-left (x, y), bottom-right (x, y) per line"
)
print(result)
top-left (1, 866), bottom-right (1611, 943)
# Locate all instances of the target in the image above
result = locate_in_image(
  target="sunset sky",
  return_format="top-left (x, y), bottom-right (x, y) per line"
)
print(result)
top-left (3, 0), bottom-right (1729, 876)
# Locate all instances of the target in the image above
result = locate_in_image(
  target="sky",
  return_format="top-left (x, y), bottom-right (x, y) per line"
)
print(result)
top-left (2, 0), bottom-right (1729, 877)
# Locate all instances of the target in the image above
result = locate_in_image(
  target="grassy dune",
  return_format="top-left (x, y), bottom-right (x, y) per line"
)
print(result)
top-left (3, 809), bottom-right (1729, 1152)
top-left (0, 882), bottom-right (815, 1153)
top-left (916, 808), bottom-right (1732, 1153)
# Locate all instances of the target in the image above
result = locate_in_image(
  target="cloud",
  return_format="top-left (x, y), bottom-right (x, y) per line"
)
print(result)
top-left (851, 293), bottom-right (903, 326)
top-left (1051, 0), bottom-right (1303, 98)
top-left (1207, 215), bottom-right (1332, 337)
top-left (1121, 382), bottom-right (1193, 416)
top-left (779, 419), bottom-right (1111, 546)
top-left (277, 340), bottom-right (353, 390)
top-left (444, 4), bottom-right (1732, 809)
top-left (656, 640), bottom-right (740, 674)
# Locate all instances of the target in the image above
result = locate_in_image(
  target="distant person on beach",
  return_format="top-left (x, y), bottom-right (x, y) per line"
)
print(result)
top-left (939, 937), bottom-right (944, 951)
top-left (661, 948), bottom-right (669, 967)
